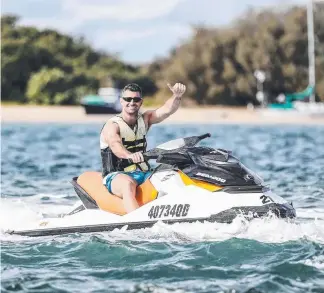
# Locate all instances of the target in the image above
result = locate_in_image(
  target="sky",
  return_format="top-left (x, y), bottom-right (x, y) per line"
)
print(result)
top-left (1, 0), bottom-right (310, 64)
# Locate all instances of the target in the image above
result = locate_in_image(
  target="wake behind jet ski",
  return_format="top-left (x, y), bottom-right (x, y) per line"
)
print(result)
top-left (9, 133), bottom-right (296, 237)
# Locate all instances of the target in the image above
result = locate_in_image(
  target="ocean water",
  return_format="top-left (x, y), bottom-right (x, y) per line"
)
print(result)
top-left (1, 123), bottom-right (324, 293)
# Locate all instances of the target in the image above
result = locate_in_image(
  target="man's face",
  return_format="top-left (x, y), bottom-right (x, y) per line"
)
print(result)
top-left (120, 90), bottom-right (143, 114)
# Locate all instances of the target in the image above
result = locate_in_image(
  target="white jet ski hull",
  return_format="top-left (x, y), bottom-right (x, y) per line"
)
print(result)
top-left (9, 171), bottom-right (295, 237)
top-left (8, 134), bottom-right (296, 237)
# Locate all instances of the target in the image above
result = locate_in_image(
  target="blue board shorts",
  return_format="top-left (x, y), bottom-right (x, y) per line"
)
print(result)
top-left (103, 171), bottom-right (152, 194)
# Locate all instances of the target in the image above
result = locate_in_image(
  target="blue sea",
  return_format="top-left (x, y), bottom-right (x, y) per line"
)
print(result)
top-left (1, 123), bottom-right (324, 293)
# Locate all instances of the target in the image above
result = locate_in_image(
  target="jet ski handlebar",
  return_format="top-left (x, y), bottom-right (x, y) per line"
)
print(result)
top-left (127, 154), bottom-right (152, 164)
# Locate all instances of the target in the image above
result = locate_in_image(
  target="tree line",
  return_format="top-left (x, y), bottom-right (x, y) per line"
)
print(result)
top-left (2, 4), bottom-right (324, 106)
top-left (1, 15), bottom-right (156, 105)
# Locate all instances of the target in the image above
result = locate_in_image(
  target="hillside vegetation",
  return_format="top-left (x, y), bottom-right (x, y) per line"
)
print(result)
top-left (2, 5), bottom-right (324, 105)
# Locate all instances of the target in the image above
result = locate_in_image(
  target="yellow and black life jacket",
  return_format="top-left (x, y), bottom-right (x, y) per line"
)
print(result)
top-left (100, 114), bottom-right (150, 177)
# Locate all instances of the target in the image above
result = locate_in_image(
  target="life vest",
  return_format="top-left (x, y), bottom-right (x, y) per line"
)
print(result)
top-left (100, 114), bottom-right (150, 177)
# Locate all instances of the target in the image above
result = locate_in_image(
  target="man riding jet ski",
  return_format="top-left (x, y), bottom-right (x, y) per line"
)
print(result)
top-left (8, 83), bottom-right (295, 237)
top-left (9, 132), bottom-right (296, 237)
top-left (100, 82), bottom-right (186, 213)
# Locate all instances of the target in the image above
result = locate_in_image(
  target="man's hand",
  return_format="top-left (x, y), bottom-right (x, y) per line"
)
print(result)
top-left (167, 82), bottom-right (186, 98)
top-left (127, 152), bottom-right (144, 163)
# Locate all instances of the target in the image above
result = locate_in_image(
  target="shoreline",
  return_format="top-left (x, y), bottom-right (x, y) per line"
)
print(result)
top-left (2, 105), bottom-right (324, 125)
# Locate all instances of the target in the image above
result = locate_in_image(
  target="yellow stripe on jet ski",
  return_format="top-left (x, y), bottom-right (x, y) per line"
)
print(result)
top-left (178, 171), bottom-right (223, 192)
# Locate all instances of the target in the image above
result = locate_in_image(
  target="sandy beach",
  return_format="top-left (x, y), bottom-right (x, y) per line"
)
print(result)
top-left (2, 105), bottom-right (324, 125)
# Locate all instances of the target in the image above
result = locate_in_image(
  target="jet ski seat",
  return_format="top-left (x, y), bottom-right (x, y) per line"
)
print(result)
top-left (76, 171), bottom-right (158, 215)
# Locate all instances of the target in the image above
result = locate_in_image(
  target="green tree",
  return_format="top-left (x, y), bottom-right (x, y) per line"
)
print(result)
top-left (26, 67), bottom-right (97, 105)
top-left (1, 14), bottom-right (156, 104)
top-left (149, 5), bottom-right (324, 105)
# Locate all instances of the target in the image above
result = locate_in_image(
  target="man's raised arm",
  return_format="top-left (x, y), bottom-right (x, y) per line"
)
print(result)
top-left (144, 83), bottom-right (186, 127)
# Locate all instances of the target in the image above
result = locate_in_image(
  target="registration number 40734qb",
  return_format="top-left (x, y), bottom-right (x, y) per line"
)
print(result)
top-left (148, 204), bottom-right (190, 219)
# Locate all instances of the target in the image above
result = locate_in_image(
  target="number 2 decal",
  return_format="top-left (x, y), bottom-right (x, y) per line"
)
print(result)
top-left (260, 195), bottom-right (274, 204)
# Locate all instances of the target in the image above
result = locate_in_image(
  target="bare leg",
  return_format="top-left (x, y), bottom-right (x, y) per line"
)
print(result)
top-left (110, 174), bottom-right (139, 213)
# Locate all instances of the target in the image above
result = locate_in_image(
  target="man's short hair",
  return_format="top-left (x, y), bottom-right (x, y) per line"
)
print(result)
top-left (122, 83), bottom-right (142, 97)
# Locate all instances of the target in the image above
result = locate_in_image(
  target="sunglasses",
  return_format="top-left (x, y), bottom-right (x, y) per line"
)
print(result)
top-left (122, 97), bottom-right (142, 103)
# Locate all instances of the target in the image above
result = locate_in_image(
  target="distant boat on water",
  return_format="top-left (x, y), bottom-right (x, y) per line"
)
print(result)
top-left (80, 87), bottom-right (122, 114)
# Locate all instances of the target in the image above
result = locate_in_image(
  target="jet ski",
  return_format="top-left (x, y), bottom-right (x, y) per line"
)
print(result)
top-left (9, 133), bottom-right (296, 237)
